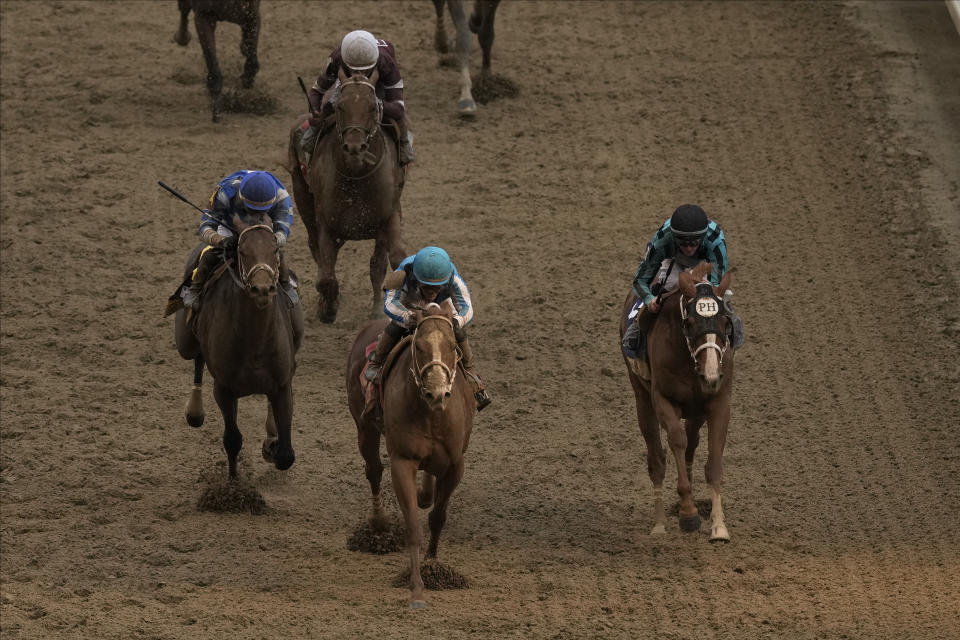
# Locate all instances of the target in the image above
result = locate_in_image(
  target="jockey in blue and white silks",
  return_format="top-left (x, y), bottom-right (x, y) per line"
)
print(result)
top-left (364, 246), bottom-right (490, 413)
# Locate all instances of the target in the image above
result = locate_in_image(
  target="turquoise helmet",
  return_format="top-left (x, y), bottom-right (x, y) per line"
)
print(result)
top-left (412, 246), bottom-right (454, 286)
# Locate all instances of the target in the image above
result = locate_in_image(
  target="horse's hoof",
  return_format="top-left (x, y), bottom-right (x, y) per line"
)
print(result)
top-left (174, 32), bottom-right (191, 46)
top-left (650, 523), bottom-right (666, 536)
top-left (710, 525), bottom-right (730, 542)
top-left (261, 438), bottom-right (278, 463)
top-left (273, 448), bottom-right (295, 471)
top-left (457, 99), bottom-right (477, 117)
top-left (417, 493), bottom-right (432, 510)
top-left (409, 600), bottom-right (429, 610)
top-left (186, 413), bottom-right (204, 428)
top-left (679, 513), bottom-right (701, 533)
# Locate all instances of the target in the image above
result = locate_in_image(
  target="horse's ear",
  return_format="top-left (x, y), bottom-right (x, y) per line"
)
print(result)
top-left (678, 270), bottom-right (697, 298)
top-left (368, 68), bottom-right (379, 86)
top-left (716, 271), bottom-right (732, 297)
top-left (338, 66), bottom-right (348, 83)
top-left (692, 261), bottom-right (713, 282)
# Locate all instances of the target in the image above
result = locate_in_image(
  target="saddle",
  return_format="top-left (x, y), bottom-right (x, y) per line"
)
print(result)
top-left (359, 334), bottom-right (413, 422)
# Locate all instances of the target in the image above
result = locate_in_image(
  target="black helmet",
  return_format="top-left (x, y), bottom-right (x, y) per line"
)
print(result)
top-left (670, 204), bottom-right (709, 241)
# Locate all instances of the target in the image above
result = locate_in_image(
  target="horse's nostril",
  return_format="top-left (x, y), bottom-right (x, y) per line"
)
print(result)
top-left (444, 391), bottom-right (451, 398)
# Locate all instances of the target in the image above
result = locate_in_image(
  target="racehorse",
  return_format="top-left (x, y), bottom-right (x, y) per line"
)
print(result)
top-left (345, 300), bottom-right (475, 608)
top-left (619, 262), bottom-right (735, 541)
top-left (287, 68), bottom-right (405, 323)
top-left (173, 0), bottom-right (261, 122)
top-left (432, 0), bottom-right (502, 116)
top-left (173, 215), bottom-right (302, 478)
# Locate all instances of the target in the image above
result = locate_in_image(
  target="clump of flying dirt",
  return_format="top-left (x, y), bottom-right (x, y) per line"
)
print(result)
top-left (392, 560), bottom-right (470, 590)
top-left (472, 73), bottom-right (518, 104)
top-left (220, 88), bottom-right (277, 115)
top-left (347, 519), bottom-right (406, 554)
top-left (196, 467), bottom-right (267, 515)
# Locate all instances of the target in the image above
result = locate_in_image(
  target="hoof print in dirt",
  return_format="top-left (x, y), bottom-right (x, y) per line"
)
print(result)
top-left (347, 519), bottom-right (406, 555)
top-left (392, 560), bottom-right (469, 590)
top-left (472, 74), bottom-right (518, 104)
top-left (196, 471), bottom-right (266, 515)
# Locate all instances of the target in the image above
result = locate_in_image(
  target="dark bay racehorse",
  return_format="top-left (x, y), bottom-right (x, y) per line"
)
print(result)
top-left (173, 0), bottom-right (261, 122)
top-left (619, 262), bottom-right (734, 541)
top-left (432, 0), bottom-right (502, 116)
top-left (346, 300), bottom-right (474, 608)
top-left (287, 68), bottom-right (405, 323)
top-left (174, 215), bottom-right (302, 477)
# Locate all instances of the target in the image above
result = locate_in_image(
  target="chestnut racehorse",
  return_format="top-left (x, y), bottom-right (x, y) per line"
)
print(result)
top-left (346, 300), bottom-right (474, 608)
top-left (287, 68), bottom-right (405, 323)
top-left (619, 262), bottom-right (735, 541)
top-left (173, 215), bottom-right (302, 478)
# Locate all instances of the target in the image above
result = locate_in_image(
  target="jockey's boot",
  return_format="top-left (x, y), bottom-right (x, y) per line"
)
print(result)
top-left (183, 247), bottom-right (220, 311)
top-left (278, 251), bottom-right (299, 306)
top-left (364, 323), bottom-right (405, 383)
top-left (457, 337), bottom-right (491, 411)
top-left (299, 124), bottom-right (319, 167)
top-left (621, 318), bottom-right (647, 361)
top-left (397, 115), bottom-right (415, 166)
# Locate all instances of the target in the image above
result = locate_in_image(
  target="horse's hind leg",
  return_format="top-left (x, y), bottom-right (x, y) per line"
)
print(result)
top-left (174, 0), bottom-right (192, 45)
top-left (432, 0), bottom-right (448, 53)
top-left (633, 379), bottom-right (666, 535)
top-left (449, 0), bottom-right (476, 116)
top-left (266, 386), bottom-right (295, 471)
top-left (213, 383), bottom-right (242, 478)
top-left (390, 456), bottom-right (428, 608)
top-left (239, 6), bottom-right (260, 88)
top-left (186, 357), bottom-right (205, 428)
top-left (357, 419), bottom-right (387, 528)
top-left (684, 417), bottom-right (704, 483)
top-left (426, 461), bottom-right (463, 559)
top-left (369, 233), bottom-right (391, 318)
top-left (261, 403), bottom-right (278, 462)
top-left (417, 472), bottom-right (434, 509)
top-left (474, 0), bottom-right (500, 73)
top-left (193, 13), bottom-right (223, 122)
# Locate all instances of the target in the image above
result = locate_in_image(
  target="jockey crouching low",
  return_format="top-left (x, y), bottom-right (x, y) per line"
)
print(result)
top-left (183, 170), bottom-right (297, 311)
top-left (299, 30), bottom-right (414, 169)
top-left (622, 204), bottom-right (745, 361)
top-left (363, 246), bottom-right (491, 416)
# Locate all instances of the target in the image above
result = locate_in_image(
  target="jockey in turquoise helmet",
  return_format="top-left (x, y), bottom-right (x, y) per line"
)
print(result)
top-left (183, 170), bottom-right (296, 311)
top-left (362, 246), bottom-right (491, 413)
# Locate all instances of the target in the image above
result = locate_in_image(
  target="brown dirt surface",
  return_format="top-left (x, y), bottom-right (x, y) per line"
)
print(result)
top-left (2, 1), bottom-right (960, 638)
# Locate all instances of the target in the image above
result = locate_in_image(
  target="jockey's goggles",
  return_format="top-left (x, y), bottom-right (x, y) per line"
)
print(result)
top-left (676, 238), bottom-right (702, 248)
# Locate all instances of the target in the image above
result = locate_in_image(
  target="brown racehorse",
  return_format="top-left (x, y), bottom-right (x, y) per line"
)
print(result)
top-left (173, 215), bottom-right (302, 478)
top-left (287, 68), bottom-right (405, 323)
top-left (619, 262), bottom-right (734, 541)
top-left (432, 0), bottom-right (502, 116)
top-left (173, 0), bottom-right (261, 122)
top-left (345, 300), bottom-right (474, 608)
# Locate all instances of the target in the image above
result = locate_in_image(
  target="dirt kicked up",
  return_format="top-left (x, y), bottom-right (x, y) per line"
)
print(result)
top-left (1, 1), bottom-right (959, 638)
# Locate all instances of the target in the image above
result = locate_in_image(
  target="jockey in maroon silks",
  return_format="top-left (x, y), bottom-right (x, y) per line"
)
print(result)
top-left (299, 30), bottom-right (414, 167)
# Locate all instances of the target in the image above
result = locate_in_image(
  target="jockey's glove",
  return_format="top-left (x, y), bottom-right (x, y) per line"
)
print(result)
top-left (219, 235), bottom-right (237, 253)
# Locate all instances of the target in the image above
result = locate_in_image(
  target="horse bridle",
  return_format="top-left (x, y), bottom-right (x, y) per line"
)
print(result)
top-left (236, 224), bottom-right (279, 288)
top-left (679, 284), bottom-right (729, 372)
top-left (335, 76), bottom-right (383, 150)
top-left (409, 314), bottom-right (460, 398)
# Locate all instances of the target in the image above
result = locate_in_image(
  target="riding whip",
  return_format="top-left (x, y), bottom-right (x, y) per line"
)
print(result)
top-left (297, 76), bottom-right (312, 112)
top-left (158, 180), bottom-right (206, 214)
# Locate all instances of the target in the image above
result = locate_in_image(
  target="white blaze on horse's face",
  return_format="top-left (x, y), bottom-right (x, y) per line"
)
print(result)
top-left (413, 311), bottom-right (457, 411)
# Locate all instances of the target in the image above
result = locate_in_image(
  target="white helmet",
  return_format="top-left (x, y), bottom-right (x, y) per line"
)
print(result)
top-left (341, 30), bottom-right (379, 71)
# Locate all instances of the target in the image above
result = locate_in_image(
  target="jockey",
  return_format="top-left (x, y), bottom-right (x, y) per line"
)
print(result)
top-left (622, 204), bottom-right (744, 358)
top-left (299, 30), bottom-right (414, 167)
top-left (365, 246), bottom-right (491, 411)
top-left (183, 170), bottom-right (295, 311)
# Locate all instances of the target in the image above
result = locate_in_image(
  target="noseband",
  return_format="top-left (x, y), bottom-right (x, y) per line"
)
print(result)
top-left (680, 285), bottom-right (729, 372)
top-left (236, 224), bottom-right (279, 288)
top-left (409, 315), bottom-right (459, 399)
top-left (335, 77), bottom-right (382, 150)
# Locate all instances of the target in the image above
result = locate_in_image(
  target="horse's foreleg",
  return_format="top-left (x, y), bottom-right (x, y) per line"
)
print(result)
top-left (357, 419), bottom-right (386, 528)
top-left (386, 208), bottom-right (406, 270)
top-left (239, 10), bottom-right (260, 88)
top-left (193, 14), bottom-right (223, 122)
top-left (684, 417), bottom-right (704, 483)
top-left (390, 456), bottom-right (427, 608)
top-left (174, 0), bottom-right (192, 46)
top-left (426, 462), bottom-right (463, 559)
top-left (432, 0), bottom-right (448, 53)
top-left (633, 379), bottom-right (666, 535)
top-left (266, 386), bottom-right (295, 471)
top-left (653, 393), bottom-right (699, 532)
top-left (705, 402), bottom-right (731, 542)
top-left (314, 227), bottom-right (342, 324)
top-left (475, 0), bottom-right (500, 72)
top-left (213, 382), bottom-right (241, 478)
top-left (449, 0), bottom-right (476, 116)
top-left (185, 357), bottom-right (205, 428)
top-left (369, 234), bottom-right (390, 318)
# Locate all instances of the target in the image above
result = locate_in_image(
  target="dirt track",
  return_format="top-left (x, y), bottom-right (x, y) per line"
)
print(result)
top-left (2, 1), bottom-right (959, 638)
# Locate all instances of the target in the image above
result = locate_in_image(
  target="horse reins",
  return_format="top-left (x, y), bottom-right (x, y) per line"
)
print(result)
top-left (236, 224), bottom-right (279, 287)
top-left (410, 315), bottom-right (459, 395)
